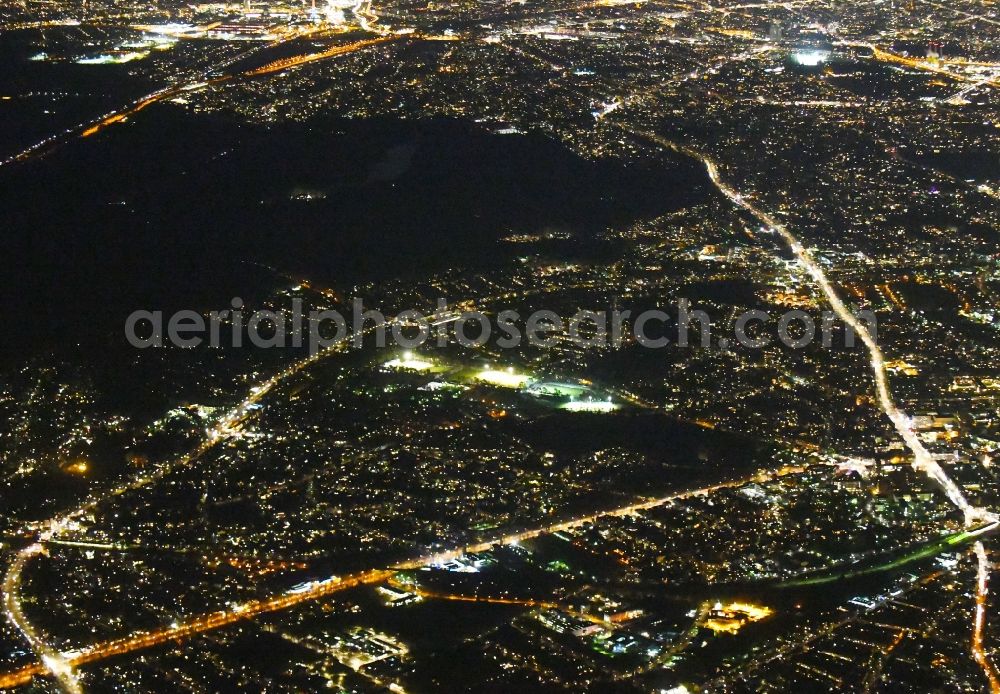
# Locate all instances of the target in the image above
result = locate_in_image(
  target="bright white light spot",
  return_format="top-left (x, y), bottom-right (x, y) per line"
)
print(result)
top-left (385, 356), bottom-right (434, 372)
top-left (793, 50), bottom-right (830, 66)
top-left (477, 369), bottom-right (531, 388)
top-left (562, 399), bottom-right (618, 413)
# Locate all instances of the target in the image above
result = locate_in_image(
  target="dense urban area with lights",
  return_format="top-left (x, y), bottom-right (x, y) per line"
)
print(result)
top-left (1, 0), bottom-right (1000, 691)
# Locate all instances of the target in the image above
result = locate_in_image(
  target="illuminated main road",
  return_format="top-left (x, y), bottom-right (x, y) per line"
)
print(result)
top-left (826, 39), bottom-right (1000, 102)
top-left (632, 129), bottom-right (999, 689)
top-left (0, 27), bottom-right (395, 684)
top-left (0, 464), bottom-right (806, 690)
top-left (243, 34), bottom-right (404, 77)
top-left (0, 271), bottom-right (781, 689)
top-left (5, 127), bottom-right (994, 685)
top-left (0, 36), bottom-right (266, 168)
top-left (635, 130), bottom-right (992, 527)
top-left (707, 157), bottom-right (990, 527)
top-left (974, 541), bottom-right (1000, 694)
top-left (1, 302), bottom-right (415, 688)
top-left (0, 276), bottom-right (619, 689)
top-left (0, 22), bottom-right (406, 168)
top-left (2, 544), bottom-right (82, 694)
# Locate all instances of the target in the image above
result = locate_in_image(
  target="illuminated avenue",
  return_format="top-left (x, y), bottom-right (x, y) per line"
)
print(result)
top-left (0, 464), bottom-right (805, 690)
top-left (2, 0), bottom-right (1000, 691)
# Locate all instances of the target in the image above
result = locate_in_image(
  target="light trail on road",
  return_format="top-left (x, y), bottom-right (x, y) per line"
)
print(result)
top-left (2, 544), bottom-right (82, 694)
top-left (0, 464), bottom-right (806, 689)
top-left (0, 570), bottom-right (393, 690)
top-left (0, 304), bottom-right (415, 691)
top-left (0, 37), bottom-right (261, 168)
top-left (243, 35), bottom-right (403, 77)
top-left (973, 541), bottom-right (1000, 693)
top-left (79, 75), bottom-right (236, 140)
top-left (832, 40), bottom-right (1000, 99)
top-left (1, 24), bottom-right (406, 168)
top-left (631, 129), bottom-right (1000, 688)
top-left (0, 277), bottom-right (625, 690)
top-left (635, 130), bottom-right (990, 527)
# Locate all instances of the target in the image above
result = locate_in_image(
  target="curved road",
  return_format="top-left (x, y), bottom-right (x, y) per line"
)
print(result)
top-left (3, 544), bottom-right (82, 694)
top-left (633, 129), bottom-right (998, 690)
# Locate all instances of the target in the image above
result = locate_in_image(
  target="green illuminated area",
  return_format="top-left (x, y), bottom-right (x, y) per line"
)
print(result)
top-left (780, 521), bottom-right (998, 587)
top-left (1, 0), bottom-right (999, 689)
top-left (380, 351), bottom-right (619, 413)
